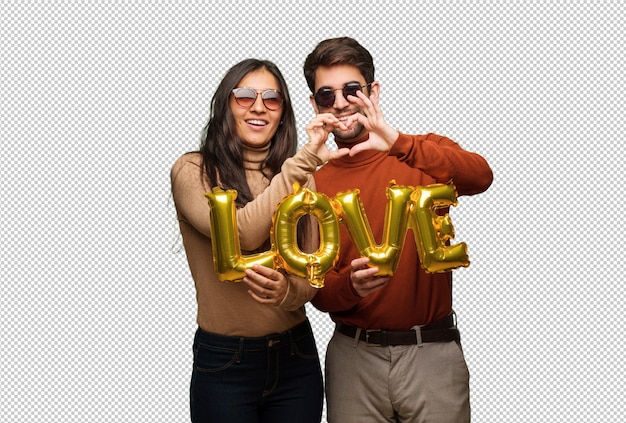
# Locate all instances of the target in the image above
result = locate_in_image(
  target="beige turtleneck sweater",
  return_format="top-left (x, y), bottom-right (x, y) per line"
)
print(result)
top-left (171, 143), bottom-right (322, 336)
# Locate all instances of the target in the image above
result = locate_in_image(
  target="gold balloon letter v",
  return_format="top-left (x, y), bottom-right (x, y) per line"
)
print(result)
top-left (333, 183), bottom-right (414, 276)
top-left (333, 181), bottom-right (469, 276)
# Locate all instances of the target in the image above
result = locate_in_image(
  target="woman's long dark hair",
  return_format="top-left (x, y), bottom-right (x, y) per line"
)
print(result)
top-left (200, 59), bottom-right (297, 207)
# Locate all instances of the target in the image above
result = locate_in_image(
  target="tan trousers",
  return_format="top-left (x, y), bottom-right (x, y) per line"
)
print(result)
top-left (325, 329), bottom-right (470, 423)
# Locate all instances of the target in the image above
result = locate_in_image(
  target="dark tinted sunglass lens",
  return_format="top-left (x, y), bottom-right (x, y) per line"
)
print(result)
top-left (234, 88), bottom-right (256, 107)
top-left (343, 83), bottom-right (363, 99)
top-left (262, 91), bottom-right (282, 110)
top-left (315, 88), bottom-right (335, 108)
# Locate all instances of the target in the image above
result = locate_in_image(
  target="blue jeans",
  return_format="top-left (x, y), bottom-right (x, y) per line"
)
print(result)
top-left (190, 319), bottom-right (323, 423)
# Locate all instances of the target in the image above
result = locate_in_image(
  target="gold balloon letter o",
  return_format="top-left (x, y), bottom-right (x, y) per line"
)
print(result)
top-left (272, 188), bottom-right (340, 288)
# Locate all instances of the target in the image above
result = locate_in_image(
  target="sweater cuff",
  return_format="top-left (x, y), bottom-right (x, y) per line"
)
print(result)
top-left (300, 144), bottom-right (325, 167)
top-left (278, 274), bottom-right (316, 311)
top-left (388, 132), bottom-right (412, 157)
top-left (278, 277), bottom-right (293, 309)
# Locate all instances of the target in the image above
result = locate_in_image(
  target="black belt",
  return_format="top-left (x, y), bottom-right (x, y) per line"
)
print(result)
top-left (336, 314), bottom-right (460, 347)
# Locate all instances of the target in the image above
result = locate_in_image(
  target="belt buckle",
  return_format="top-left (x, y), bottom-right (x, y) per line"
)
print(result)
top-left (365, 329), bottom-right (385, 347)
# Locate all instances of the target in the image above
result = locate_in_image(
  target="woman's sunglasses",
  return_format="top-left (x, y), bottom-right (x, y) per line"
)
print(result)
top-left (232, 87), bottom-right (284, 111)
top-left (314, 82), bottom-right (372, 108)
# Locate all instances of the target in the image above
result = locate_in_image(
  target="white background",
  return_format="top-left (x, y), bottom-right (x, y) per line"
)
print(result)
top-left (1, 1), bottom-right (624, 421)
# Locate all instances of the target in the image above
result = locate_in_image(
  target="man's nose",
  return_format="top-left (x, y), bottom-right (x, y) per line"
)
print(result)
top-left (333, 91), bottom-right (350, 109)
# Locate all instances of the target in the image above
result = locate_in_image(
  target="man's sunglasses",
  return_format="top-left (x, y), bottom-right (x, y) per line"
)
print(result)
top-left (313, 82), bottom-right (372, 108)
top-left (232, 87), bottom-right (284, 110)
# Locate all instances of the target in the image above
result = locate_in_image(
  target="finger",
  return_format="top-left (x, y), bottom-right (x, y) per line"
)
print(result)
top-left (306, 117), bottom-right (328, 130)
top-left (319, 114), bottom-right (343, 125)
top-left (357, 89), bottom-right (379, 109)
top-left (344, 112), bottom-right (365, 128)
top-left (348, 142), bottom-right (368, 157)
top-left (351, 257), bottom-right (371, 271)
top-left (247, 289), bottom-right (276, 304)
top-left (243, 271), bottom-right (275, 297)
top-left (346, 90), bottom-right (371, 110)
top-left (355, 276), bottom-right (389, 297)
top-left (242, 274), bottom-right (263, 291)
top-left (243, 277), bottom-right (273, 298)
top-left (365, 278), bottom-right (389, 294)
top-left (329, 147), bottom-right (350, 160)
top-left (362, 276), bottom-right (389, 289)
top-left (359, 266), bottom-right (381, 279)
top-left (249, 264), bottom-right (279, 280)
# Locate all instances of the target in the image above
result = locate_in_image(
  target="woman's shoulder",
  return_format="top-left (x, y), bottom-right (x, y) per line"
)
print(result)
top-left (171, 152), bottom-right (203, 181)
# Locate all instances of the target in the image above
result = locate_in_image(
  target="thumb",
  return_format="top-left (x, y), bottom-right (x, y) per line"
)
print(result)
top-left (348, 142), bottom-right (368, 157)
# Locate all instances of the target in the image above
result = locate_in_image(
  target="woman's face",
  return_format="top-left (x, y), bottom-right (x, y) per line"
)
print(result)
top-left (230, 69), bottom-right (283, 148)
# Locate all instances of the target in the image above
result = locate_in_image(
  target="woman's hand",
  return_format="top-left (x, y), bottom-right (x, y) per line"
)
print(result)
top-left (304, 113), bottom-right (350, 162)
top-left (243, 264), bottom-right (289, 306)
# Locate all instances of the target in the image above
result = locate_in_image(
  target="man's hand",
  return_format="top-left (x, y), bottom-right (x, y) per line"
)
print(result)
top-left (350, 257), bottom-right (390, 297)
top-left (344, 89), bottom-right (399, 156)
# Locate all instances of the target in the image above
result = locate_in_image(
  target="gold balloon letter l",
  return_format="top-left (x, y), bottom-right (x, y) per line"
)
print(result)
top-left (205, 188), bottom-right (275, 281)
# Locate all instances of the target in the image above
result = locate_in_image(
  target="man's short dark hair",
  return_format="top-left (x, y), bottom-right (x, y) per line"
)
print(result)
top-left (303, 37), bottom-right (375, 92)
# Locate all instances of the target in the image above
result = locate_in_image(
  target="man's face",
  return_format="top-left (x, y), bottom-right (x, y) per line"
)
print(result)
top-left (310, 64), bottom-right (371, 144)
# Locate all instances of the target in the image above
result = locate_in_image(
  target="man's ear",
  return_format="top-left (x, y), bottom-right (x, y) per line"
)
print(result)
top-left (309, 94), bottom-right (319, 114)
top-left (369, 81), bottom-right (381, 102)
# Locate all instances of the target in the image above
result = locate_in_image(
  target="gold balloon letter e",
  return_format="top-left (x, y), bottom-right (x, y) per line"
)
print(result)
top-left (410, 183), bottom-right (470, 273)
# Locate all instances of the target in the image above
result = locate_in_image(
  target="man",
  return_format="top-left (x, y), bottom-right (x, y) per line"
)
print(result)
top-left (304, 37), bottom-right (493, 422)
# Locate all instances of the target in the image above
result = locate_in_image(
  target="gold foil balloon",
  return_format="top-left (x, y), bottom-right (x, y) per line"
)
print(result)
top-left (271, 184), bottom-right (340, 288)
top-left (333, 183), bottom-right (414, 275)
top-left (205, 182), bottom-right (470, 283)
top-left (205, 188), bottom-right (275, 281)
top-left (410, 183), bottom-right (469, 273)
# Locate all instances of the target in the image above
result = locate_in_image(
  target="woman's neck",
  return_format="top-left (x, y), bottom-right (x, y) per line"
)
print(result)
top-left (242, 142), bottom-right (271, 171)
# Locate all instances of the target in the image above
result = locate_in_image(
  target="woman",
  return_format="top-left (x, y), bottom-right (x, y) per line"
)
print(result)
top-left (170, 59), bottom-right (348, 422)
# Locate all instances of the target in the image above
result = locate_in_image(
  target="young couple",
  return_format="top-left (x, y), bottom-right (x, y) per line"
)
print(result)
top-left (171, 37), bottom-right (493, 423)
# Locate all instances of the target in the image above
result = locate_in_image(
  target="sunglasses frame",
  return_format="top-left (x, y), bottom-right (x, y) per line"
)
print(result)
top-left (313, 82), bottom-right (372, 108)
top-left (232, 87), bottom-right (284, 110)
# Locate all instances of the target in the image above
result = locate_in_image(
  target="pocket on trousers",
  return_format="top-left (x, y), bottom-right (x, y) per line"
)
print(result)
top-left (448, 341), bottom-right (470, 378)
top-left (193, 343), bottom-right (239, 372)
top-left (291, 335), bottom-right (319, 360)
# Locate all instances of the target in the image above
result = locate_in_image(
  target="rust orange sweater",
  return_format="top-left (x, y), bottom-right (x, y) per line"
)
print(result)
top-left (311, 133), bottom-right (493, 330)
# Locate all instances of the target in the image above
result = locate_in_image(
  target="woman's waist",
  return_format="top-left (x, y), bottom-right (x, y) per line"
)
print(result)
top-left (195, 318), bottom-right (313, 351)
top-left (197, 303), bottom-right (307, 338)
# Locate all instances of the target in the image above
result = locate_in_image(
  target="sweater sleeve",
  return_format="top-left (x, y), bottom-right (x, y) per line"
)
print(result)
top-left (279, 273), bottom-right (319, 310)
top-left (170, 145), bottom-right (323, 251)
top-left (236, 145), bottom-right (324, 250)
top-left (310, 267), bottom-right (362, 313)
top-left (388, 133), bottom-right (493, 196)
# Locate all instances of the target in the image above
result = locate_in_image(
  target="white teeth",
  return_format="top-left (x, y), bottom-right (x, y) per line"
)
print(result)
top-left (247, 120), bottom-right (267, 126)
top-left (338, 116), bottom-right (349, 121)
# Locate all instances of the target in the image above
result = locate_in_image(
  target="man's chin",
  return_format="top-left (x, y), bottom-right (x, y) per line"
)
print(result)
top-left (333, 126), bottom-right (365, 144)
